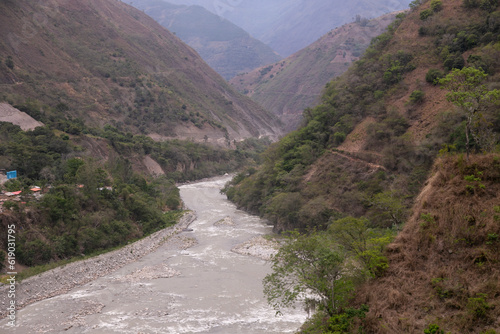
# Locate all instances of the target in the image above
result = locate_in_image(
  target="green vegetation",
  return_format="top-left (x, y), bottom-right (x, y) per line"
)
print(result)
top-left (409, 89), bottom-right (425, 104)
top-left (264, 218), bottom-right (393, 333)
top-left (5, 56), bottom-right (14, 69)
top-left (222, 13), bottom-right (430, 233)
top-left (439, 67), bottom-right (500, 159)
top-left (425, 69), bottom-right (444, 85)
top-left (224, 1), bottom-right (500, 234)
top-left (424, 323), bottom-right (445, 334)
top-left (0, 134), bottom-right (182, 266)
top-left (222, 2), bottom-right (500, 332)
top-left (329, 217), bottom-right (395, 276)
top-left (264, 231), bottom-right (357, 317)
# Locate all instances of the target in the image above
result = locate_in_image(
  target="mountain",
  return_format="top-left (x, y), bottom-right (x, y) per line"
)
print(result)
top-left (230, 13), bottom-right (399, 132)
top-left (162, 0), bottom-right (413, 56)
top-left (224, 0), bottom-right (500, 232)
top-left (223, 0), bottom-right (500, 331)
top-left (0, 0), bottom-right (282, 146)
top-left (130, 0), bottom-right (281, 80)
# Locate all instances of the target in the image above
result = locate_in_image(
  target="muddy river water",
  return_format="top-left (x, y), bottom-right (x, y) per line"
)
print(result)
top-left (1, 176), bottom-right (306, 333)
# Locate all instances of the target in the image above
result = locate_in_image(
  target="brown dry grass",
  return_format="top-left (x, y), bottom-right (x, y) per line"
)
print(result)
top-left (353, 154), bottom-right (500, 333)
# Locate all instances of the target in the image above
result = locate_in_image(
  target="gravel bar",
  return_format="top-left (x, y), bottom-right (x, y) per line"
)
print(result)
top-left (0, 211), bottom-right (196, 318)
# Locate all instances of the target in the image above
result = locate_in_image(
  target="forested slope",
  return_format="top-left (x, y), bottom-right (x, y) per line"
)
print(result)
top-left (224, 0), bottom-right (500, 233)
top-left (224, 0), bottom-right (500, 332)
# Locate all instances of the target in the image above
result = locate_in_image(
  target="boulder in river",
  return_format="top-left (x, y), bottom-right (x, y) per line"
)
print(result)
top-left (214, 216), bottom-right (235, 227)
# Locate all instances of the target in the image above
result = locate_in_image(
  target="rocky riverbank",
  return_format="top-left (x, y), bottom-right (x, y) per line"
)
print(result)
top-left (231, 235), bottom-right (279, 261)
top-left (0, 211), bottom-right (196, 318)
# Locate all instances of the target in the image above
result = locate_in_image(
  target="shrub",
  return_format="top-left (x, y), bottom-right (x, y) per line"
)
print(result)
top-left (18, 240), bottom-right (53, 266)
top-left (409, 90), bottom-right (425, 104)
top-left (409, 0), bottom-right (423, 10)
top-left (467, 294), bottom-right (491, 319)
top-left (5, 56), bottom-right (14, 69)
top-left (424, 323), bottom-right (445, 334)
top-left (444, 53), bottom-right (465, 70)
top-left (426, 69), bottom-right (444, 85)
top-left (333, 131), bottom-right (346, 145)
top-left (431, 0), bottom-right (443, 11)
top-left (420, 9), bottom-right (434, 20)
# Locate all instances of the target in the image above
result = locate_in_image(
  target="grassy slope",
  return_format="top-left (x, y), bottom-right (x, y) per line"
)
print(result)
top-left (353, 154), bottom-right (500, 333)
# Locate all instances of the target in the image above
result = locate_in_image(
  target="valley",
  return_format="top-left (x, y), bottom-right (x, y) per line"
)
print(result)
top-left (0, 0), bottom-right (500, 333)
top-left (0, 176), bottom-right (307, 333)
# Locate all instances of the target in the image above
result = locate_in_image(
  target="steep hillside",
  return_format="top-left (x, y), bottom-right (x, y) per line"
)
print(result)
top-left (164, 0), bottom-right (412, 56)
top-left (352, 154), bottom-right (500, 333)
top-left (230, 13), bottom-right (398, 132)
top-left (0, 0), bottom-right (282, 145)
top-left (224, 0), bottom-right (500, 234)
top-left (0, 0), bottom-right (279, 273)
top-left (131, 0), bottom-right (281, 80)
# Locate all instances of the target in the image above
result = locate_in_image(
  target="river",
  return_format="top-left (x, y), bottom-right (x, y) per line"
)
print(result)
top-left (0, 176), bottom-right (307, 333)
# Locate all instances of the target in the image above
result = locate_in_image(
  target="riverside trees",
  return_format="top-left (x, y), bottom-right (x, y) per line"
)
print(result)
top-left (263, 217), bottom-right (394, 331)
top-left (263, 231), bottom-right (357, 317)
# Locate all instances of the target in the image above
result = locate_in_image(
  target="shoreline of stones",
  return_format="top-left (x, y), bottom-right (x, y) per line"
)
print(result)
top-left (0, 211), bottom-right (197, 319)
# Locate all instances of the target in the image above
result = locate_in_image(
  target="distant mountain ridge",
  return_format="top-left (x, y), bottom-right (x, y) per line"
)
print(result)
top-left (130, 0), bottom-right (281, 80)
top-left (163, 0), bottom-right (412, 56)
top-left (0, 0), bottom-right (282, 145)
top-left (230, 13), bottom-right (399, 131)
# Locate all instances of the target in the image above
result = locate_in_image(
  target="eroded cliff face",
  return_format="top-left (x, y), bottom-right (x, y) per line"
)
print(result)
top-left (352, 154), bottom-right (500, 333)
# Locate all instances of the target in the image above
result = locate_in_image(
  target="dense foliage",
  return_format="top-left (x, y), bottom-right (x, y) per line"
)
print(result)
top-left (0, 122), bottom-right (180, 266)
top-left (223, 13), bottom-right (423, 232)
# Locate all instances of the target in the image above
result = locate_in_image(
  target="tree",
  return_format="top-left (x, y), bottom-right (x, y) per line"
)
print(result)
top-left (439, 67), bottom-right (500, 160)
top-left (263, 232), bottom-right (358, 317)
top-left (5, 56), bottom-right (14, 69)
top-left (369, 191), bottom-right (407, 227)
top-left (328, 216), bottom-right (395, 276)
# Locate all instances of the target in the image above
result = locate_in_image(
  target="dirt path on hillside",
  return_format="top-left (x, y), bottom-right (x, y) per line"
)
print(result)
top-left (331, 151), bottom-right (387, 171)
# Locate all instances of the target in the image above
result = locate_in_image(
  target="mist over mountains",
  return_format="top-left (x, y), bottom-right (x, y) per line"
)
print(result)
top-left (160, 0), bottom-right (413, 56)
top-left (130, 0), bottom-right (281, 79)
